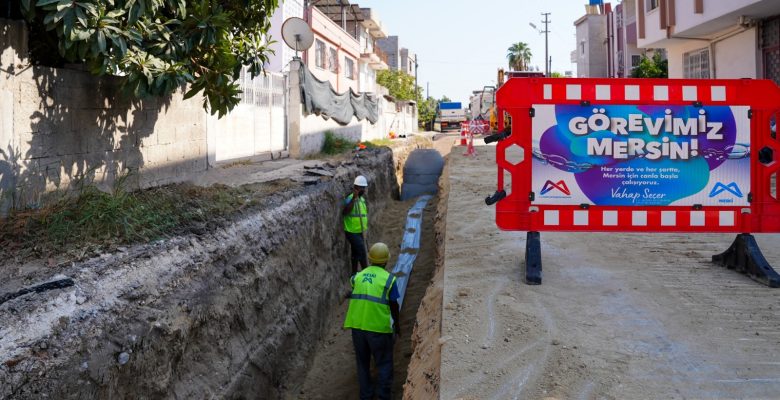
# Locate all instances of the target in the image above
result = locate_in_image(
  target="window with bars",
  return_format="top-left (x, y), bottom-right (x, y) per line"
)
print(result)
top-left (647, 0), bottom-right (659, 11)
top-left (683, 48), bottom-right (710, 79)
top-left (315, 40), bottom-right (326, 69)
top-left (344, 57), bottom-right (355, 80)
top-left (762, 17), bottom-right (780, 86)
top-left (329, 48), bottom-right (338, 73)
top-left (631, 54), bottom-right (642, 67)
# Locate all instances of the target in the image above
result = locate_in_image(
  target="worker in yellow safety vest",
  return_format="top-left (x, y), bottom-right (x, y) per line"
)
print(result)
top-left (343, 175), bottom-right (369, 275)
top-left (344, 242), bottom-right (400, 400)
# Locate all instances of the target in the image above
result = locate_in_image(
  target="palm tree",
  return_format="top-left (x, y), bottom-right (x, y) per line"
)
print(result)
top-left (506, 42), bottom-right (532, 71)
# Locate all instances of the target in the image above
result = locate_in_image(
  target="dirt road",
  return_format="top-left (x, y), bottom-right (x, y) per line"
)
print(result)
top-left (441, 143), bottom-right (780, 399)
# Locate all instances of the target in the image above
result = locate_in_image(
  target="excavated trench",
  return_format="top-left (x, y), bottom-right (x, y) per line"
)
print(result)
top-left (0, 141), bottom-right (448, 400)
top-left (288, 148), bottom-right (446, 400)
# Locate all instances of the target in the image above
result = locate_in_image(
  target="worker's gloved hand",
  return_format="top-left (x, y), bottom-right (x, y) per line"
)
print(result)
top-left (393, 325), bottom-right (401, 341)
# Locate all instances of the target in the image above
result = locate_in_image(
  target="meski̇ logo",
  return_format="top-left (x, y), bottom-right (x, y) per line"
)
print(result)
top-left (541, 180), bottom-right (571, 196)
top-left (708, 182), bottom-right (743, 204)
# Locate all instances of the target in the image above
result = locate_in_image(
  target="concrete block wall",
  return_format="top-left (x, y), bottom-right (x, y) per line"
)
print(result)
top-left (0, 19), bottom-right (208, 212)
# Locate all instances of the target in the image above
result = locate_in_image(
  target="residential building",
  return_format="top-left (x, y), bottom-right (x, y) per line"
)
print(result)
top-left (377, 36), bottom-right (400, 70)
top-left (635, 0), bottom-right (780, 83)
top-left (301, 1), bottom-right (388, 93)
top-left (574, 6), bottom-right (609, 78)
top-left (303, 2), bottom-right (362, 93)
top-left (400, 48), bottom-right (417, 79)
top-left (376, 36), bottom-right (417, 79)
top-left (266, 0), bottom-right (305, 73)
top-left (356, 7), bottom-right (389, 93)
top-left (606, 0), bottom-right (646, 77)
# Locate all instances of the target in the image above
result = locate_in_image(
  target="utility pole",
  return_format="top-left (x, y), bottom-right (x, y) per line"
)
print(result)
top-left (541, 12), bottom-right (551, 77)
top-left (414, 55), bottom-right (419, 102)
top-left (427, 82), bottom-right (429, 99)
top-left (549, 56), bottom-right (552, 76)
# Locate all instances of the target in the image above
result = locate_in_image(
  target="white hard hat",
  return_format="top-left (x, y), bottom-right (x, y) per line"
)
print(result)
top-left (354, 175), bottom-right (368, 187)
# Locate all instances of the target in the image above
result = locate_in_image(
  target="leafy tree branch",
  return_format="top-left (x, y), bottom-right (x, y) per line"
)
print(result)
top-left (21, 0), bottom-right (280, 117)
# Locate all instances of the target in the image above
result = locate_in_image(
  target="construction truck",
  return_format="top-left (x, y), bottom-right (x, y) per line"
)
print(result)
top-left (433, 102), bottom-right (466, 132)
top-left (494, 68), bottom-right (546, 131)
top-left (469, 86), bottom-right (496, 121)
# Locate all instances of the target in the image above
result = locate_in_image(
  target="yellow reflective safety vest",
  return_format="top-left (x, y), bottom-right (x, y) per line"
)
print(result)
top-left (343, 194), bottom-right (368, 233)
top-left (343, 266), bottom-right (396, 333)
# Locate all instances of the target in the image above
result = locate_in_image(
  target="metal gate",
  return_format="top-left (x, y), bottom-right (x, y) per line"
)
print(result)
top-left (212, 69), bottom-right (287, 162)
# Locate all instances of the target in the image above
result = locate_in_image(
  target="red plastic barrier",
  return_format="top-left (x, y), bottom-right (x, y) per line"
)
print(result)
top-left (494, 78), bottom-right (780, 233)
top-left (469, 119), bottom-right (490, 135)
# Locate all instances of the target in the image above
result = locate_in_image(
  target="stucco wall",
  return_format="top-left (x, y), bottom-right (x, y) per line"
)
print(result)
top-left (0, 19), bottom-right (208, 212)
top-left (712, 28), bottom-right (758, 79)
top-left (665, 28), bottom-right (758, 79)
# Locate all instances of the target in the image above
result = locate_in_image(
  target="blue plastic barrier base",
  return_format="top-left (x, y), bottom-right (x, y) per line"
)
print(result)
top-left (712, 234), bottom-right (780, 288)
top-left (525, 231), bottom-right (542, 285)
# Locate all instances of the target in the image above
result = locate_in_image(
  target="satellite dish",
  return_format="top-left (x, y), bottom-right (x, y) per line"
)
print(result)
top-left (282, 17), bottom-right (314, 58)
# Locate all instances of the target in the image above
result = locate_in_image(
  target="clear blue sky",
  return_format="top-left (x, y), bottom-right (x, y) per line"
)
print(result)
top-left (356, 0), bottom-right (589, 104)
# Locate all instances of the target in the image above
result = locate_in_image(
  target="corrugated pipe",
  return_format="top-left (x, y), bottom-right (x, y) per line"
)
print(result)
top-left (391, 195), bottom-right (433, 308)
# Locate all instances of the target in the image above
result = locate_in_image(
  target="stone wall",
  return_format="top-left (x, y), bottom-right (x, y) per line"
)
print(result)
top-left (0, 19), bottom-right (208, 212)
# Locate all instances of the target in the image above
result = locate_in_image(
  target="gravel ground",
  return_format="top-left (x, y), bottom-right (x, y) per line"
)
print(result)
top-left (440, 142), bottom-right (780, 400)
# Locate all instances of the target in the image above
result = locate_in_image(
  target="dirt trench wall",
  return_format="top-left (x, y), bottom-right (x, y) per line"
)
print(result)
top-left (0, 148), bottom-right (401, 399)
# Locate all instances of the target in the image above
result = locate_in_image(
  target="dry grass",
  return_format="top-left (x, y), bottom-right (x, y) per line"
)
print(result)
top-left (0, 180), bottom-right (259, 261)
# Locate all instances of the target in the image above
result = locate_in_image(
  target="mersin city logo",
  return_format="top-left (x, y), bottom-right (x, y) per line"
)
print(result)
top-left (541, 180), bottom-right (571, 196)
top-left (709, 182), bottom-right (743, 198)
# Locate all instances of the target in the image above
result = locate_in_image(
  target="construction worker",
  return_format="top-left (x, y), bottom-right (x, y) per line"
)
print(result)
top-left (343, 175), bottom-right (369, 275)
top-left (344, 242), bottom-right (401, 400)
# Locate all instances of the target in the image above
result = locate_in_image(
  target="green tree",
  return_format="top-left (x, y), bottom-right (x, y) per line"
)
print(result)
top-left (550, 71), bottom-right (563, 78)
top-left (21, 0), bottom-right (279, 117)
top-left (631, 53), bottom-right (668, 78)
top-left (376, 69), bottom-right (416, 101)
top-left (506, 42), bottom-right (532, 71)
top-left (417, 96), bottom-right (436, 130)
top-left (440, 95), bottom-right (452, 103)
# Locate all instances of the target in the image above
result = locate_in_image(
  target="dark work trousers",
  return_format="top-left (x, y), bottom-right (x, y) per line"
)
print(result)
top-left (345, 231), bottom-right (368, 271)
top-left (351, 329), bottom-right (394, 400)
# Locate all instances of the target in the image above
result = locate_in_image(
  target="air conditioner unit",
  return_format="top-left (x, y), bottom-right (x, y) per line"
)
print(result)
top-left (738, 16), bottom-right (755, 27)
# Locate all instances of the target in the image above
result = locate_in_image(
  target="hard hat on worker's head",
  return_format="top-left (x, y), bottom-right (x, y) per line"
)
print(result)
top-left (368, 242), bottom-right (390, 265)
top-left (354, 175), bottom-right (368, 187)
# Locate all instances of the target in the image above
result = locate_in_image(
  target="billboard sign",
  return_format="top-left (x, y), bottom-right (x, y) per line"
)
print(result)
top-left (532, 104), bottom-right (751, 207)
